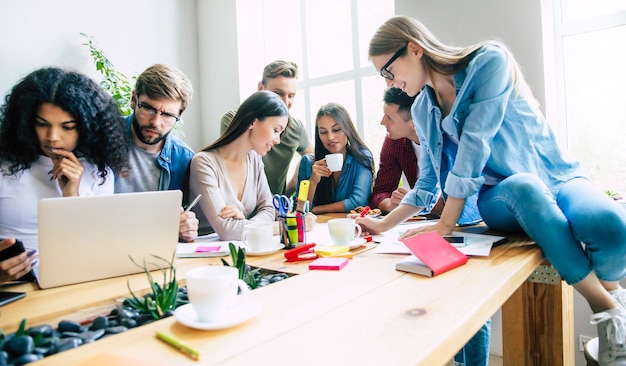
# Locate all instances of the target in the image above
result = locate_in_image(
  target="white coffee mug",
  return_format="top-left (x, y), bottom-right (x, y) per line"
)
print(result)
top-left (241, 222), bottom-right (274, 252)
top-left (185, 266), bottom-right (249, 322)
top-left (325, 153), bottom-right (344, 172)
top-left (327, 218), bottom-right (362, 246)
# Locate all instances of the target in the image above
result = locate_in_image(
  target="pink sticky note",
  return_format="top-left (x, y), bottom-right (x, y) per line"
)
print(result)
top-left (309, 257), bottom-right (348, 270)
top-left (195, 245), bottom-right (221, 253)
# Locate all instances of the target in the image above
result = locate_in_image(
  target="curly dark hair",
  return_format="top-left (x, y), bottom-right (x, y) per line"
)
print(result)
top-left (0, 67), bottom-right (128, 183)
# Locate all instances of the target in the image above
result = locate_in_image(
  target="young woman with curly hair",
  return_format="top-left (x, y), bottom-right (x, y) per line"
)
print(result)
top-left (0, 67), bottom-right (128, 283)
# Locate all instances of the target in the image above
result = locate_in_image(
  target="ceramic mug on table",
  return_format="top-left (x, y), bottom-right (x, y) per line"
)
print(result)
top-left (241, 222), bottom-right (274, 252)
top-left (325, 153), bottom-right (343, 172)
top-left (327, 218), bottom-right (362, 246)
top-left (185, 266), bottom-right (249, 323)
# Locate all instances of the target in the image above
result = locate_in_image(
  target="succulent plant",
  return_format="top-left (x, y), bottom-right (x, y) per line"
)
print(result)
top-left (125, 252), bottom-right (185, 320)
top-left (221, 243), bottom-right (259, 289)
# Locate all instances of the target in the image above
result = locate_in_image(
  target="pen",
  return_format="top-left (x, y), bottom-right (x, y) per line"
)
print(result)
top-left (359, 206), bottom-right (371, 217)
top-left (156, 331), bottom-right (200, 361)
top-left (184, 193), bottom-right (202, 212)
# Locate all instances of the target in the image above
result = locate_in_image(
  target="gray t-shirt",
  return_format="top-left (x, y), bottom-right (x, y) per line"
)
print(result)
top-left (114, 141), bottom-right (161, 193)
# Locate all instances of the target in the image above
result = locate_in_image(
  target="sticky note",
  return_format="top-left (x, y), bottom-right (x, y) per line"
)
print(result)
top-left (194, 246), bottom-right (221, 253)
top-left (314, 245), bottom-right (349, 256)
top-left (309, 257), bottom-right (349, 270)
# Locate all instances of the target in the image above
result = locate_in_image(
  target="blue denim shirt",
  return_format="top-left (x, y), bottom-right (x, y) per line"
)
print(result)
top-left (123, 114), bottom-right (195, 191)
top-left (297, 151), bottom-right (373, 212)
top-left (403, 45), bottom-right (584, 214)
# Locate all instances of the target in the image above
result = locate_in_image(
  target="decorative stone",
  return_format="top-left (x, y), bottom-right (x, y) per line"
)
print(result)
top-left (3, 335), bottom-right (34, 357)
top-left (57, 320), bottom-right (81, 333)
top-left (10, 352), bottom-right (43, 365)
top-left (88, 316), bottom-right (109, 331)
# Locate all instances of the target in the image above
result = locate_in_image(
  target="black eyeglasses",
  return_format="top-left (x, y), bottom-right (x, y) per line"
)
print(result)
top-left (135, 99), bottom-right (180, 124)
top-left (380, 45), bottom-right (407, 80)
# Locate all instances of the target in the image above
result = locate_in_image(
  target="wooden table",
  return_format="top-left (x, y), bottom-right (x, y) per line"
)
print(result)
top-left (0, 215), bottom-right (573, 365)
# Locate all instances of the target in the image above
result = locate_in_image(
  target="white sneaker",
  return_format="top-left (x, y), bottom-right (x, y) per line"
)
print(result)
top-left (612, 288), bottom-right (626, 311)
top-left (591, 308), bottom-right (626, 365)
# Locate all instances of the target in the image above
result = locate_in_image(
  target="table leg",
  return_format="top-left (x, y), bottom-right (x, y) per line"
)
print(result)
top-left (502, 266), bottom-right (575, 365)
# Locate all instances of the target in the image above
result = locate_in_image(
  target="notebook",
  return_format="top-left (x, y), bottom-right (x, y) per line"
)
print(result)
top-left (36, 190), bottom-right (182, 289)
top-left (397, 232), bottom-right (468, 277)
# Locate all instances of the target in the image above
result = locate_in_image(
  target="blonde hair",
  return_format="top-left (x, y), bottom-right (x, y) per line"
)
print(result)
top-left (261, 60), bottom-right (298, 86)
top-left (369, 16), bottom-right (532, 103)
top-left (134, 64), bottom-right (193, 115)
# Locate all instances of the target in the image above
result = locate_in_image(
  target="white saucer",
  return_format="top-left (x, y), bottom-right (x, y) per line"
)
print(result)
top-left (246, 243), bottom-right (285, 256)
top-left (349, 238), bottom-right (367, 250)
top-left (174, 300), bottom-right (262, 330)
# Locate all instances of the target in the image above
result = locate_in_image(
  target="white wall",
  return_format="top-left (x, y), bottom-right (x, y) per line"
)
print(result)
top-left (0, 0), bottom-right (203, 149)
top-left (196, 0), bottom-right (240, 147)
top-left (396, 0), bottom-right (546, 111)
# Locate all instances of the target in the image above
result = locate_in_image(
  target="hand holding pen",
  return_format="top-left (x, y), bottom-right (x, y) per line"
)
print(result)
top-left (180, 194), bottom-right (201, 242)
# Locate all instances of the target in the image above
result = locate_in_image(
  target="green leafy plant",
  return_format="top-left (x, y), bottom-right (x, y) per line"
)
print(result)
top-left (221, 243), bottom-right (259, 289)
top-left (606, 190), bottom-right (621, 200)
top-left (81, 33), bottom-right (134, 116)
top-left (125, 253), bottom-right (185, 320)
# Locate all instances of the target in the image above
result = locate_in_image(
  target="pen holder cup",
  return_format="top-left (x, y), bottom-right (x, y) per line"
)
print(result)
top-left (279, 213), bottom-right (306, 249)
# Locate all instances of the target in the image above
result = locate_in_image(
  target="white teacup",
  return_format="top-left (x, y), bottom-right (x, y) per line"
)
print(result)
top-left (327, 218), bottom-right (362, 246)
top-left (325, 153), bottom-right (344, 172)
top-left (241, 222), bottom-right (274, 252)
top-left (186, 266), bottom-right (249, 322)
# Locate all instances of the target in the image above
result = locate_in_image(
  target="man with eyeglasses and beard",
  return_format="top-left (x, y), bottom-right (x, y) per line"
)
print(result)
top-left (115, 64), bottom-right (198, 242)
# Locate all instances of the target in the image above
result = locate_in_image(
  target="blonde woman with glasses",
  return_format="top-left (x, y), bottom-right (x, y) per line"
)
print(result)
top-left (359, 15), bottom-right (626, 366)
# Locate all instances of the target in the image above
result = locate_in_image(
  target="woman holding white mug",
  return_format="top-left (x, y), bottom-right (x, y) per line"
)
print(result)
top-left (296, 103), bottom-right (374, 214)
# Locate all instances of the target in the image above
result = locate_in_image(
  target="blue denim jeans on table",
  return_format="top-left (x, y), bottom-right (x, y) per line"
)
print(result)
top-left (454, 319), bottom-right (491, 366)
top-left (478, 174), bottom-right (626, 285)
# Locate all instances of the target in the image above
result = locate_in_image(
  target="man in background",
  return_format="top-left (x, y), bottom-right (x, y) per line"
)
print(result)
top-left (371, 87), bottom-right (443, 215)
top-left (115, 64), bottom-right (198, 242)
top-left (221, 60), bottom-right (313, 195)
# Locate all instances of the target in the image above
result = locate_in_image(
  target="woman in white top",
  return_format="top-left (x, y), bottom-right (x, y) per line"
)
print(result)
top-left (0, 67), bottom-right (128, 283)
top-left (189, 91), bottom-right (288, 240)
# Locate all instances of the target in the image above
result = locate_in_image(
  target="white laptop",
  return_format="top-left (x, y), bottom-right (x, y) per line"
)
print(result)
top-left (36, 190), bottom-right (182, 289)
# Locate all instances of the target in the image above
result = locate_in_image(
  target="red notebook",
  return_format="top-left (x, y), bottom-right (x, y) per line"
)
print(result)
top-left (399, 232), bottom-right (468, 277)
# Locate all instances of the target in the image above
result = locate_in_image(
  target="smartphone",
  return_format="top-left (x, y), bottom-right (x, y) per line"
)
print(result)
top-left (0, 238), bottom-right (27, 261)
top-left (0, 239), bottom-right (37, 282)
top-left (443, 236), bottom-right (466, 247)
top-left (0, 291), bottom-right (26, 307)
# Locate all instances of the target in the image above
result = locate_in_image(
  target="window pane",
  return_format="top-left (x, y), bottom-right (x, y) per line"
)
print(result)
top-left (261, 0), bottom-right (303, 64)
top-left (361, 75), bottom-right (389, 171)
top-left (308, 80), bottom-right (356, 136)
top-left (561, 0), bottom-right (626, 23)
top-left (563, 25), bottom-right (626, 194)
top-left (304, 0), bottom-right (353, 78)
top-left (236, 0), bottom-right (303, 100)
top-left (357, 0), bottom-right (395, 68)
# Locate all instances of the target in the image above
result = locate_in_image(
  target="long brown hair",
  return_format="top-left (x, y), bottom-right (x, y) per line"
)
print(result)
top-left (313, 103), bottom-right (374, 205)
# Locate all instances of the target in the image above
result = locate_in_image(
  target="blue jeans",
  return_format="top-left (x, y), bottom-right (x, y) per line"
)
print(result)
top-left (478, 174), bottom-right (626, 284)
top-left (454, 319), bottom-right (491, 366)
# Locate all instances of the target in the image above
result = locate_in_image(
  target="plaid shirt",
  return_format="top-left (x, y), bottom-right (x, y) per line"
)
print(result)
top-left (370, 136), bottom-right (419, 208)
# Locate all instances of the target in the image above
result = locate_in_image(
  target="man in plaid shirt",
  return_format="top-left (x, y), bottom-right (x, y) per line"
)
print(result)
top-left (371, 88), bottom-right (420, 214)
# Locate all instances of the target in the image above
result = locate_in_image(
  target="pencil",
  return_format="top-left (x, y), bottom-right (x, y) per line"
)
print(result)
top-left (155, 331), bottom-right (200, 361)
top-left (184, 194), bottom-right (202, 212)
